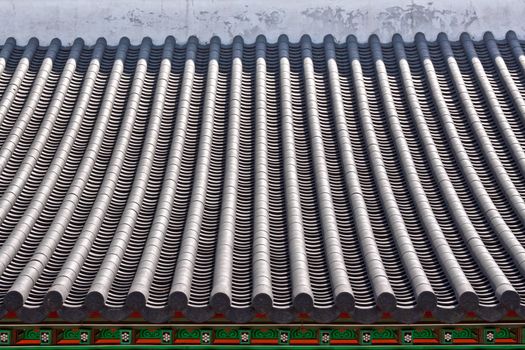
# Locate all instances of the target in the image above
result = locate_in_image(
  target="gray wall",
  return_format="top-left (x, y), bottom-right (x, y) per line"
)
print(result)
top-left (2, 0), bottom-right (524, 45)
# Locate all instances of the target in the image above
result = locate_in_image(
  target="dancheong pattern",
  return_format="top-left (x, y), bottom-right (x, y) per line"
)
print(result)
top-left (0, 324), bottom-right (523, 346)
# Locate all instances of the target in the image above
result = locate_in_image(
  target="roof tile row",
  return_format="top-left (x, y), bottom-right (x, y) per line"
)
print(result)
top-left (0, 31), bottom-right (523, 324)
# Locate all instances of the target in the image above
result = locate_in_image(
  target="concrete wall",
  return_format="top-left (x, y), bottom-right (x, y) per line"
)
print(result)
top-left (1, 0), bottom-right (524, 45)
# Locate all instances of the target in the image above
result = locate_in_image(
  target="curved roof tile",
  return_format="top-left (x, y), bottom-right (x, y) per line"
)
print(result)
top-left (0, 32), bottom-right (523, 324)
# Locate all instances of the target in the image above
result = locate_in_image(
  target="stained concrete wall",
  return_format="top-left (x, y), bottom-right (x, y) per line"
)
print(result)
top-left (1, 0), bottom-right (524, 45)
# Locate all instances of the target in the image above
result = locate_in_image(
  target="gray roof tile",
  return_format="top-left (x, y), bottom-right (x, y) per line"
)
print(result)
top-left (0, 32), bottom-right (523, 324)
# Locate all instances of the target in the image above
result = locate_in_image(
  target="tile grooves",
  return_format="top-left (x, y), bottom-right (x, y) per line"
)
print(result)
top-left (0, 32), bottom-right (522, 324)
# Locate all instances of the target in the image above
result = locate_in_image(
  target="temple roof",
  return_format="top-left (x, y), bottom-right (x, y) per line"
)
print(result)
top-left (0, 31), bottom-right (524, 324)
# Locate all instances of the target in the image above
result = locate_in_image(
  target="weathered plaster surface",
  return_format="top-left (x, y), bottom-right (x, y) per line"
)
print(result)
top-left (0, 0), bottom-right (523, 45)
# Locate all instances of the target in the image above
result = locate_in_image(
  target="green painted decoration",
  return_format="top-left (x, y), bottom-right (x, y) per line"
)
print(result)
top-left (40, 329), bottom-right (52, 345)
top-left (372, 329), bottom-right (397, 340)
top-left (239, 330), bottom-right (250, 344)
top-left (138, 329), bottom-right (162, 339)
top-left (360, 329), bottom-right (372, 345)
top-left (319, 329), bottom-right (331, 345)
top-left (290, 328), bottom-right (316, 340)
top-left (19, 328), bottom-right (40, 341)
top-left (79, 329), bottom-right (91, 345)
top-left (401, 330), bottom-right (413, 345)
top-left (0, 329), bottom-right (10, 345)
top-left (214, 328), bottom-right (239, 339)
top-left (251, 328), bottom-right (278, 339)
top-left (331, 328), bottom-right (357, 340)
top-left (60, 328), bottom-right (80, 340)
top-left (97, 328), bottom-right (120, 340)
top-left (412, 329), bottom-right (436, 339)
top-left (278, 330), bottom-right (290, 344)
top-left (0, 323), bottom-right (525, 347)
top-left (119, 329), bottom-right (132, 345)
top-left (160, 330), bottom-right (172, 345)
top-left (200, 330), bottom-right (212, 344)
top-left (178, 328), bottom-right (201, 339)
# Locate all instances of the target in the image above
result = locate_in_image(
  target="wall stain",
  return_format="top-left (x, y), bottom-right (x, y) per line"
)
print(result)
top-left (127, 9), bottom-right (145, 26)
top-left (300, 3), bottom-right (480, 40)
top-left (376, 3), bottom-right (479, 37)
top-left (301, 6), bottom-right (367, 32)
top-left (256, 10), bottom-right (284, 26)
top-left (3, 0), bottom-right (519, 44)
